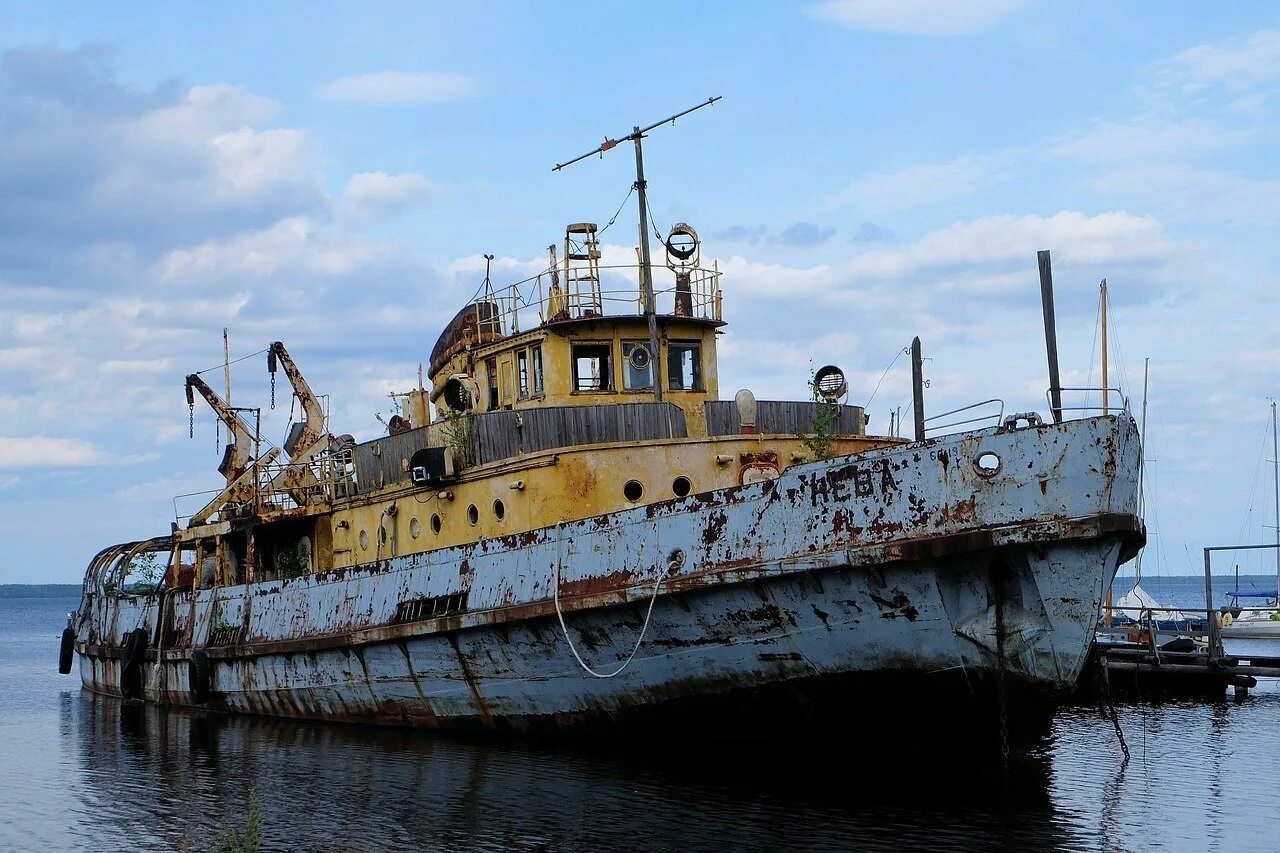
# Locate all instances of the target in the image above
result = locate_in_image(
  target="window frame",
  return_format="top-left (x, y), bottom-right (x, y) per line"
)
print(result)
top-left (571, 340), bottom-right (615, 392)
top-left (666, 339), bottom-right (703, 391)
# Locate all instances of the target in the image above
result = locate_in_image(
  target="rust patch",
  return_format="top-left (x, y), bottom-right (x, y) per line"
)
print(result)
top-left (702, 510), bottom-right (729, 545)
top-left (560, 569), bottom-right (636, 598)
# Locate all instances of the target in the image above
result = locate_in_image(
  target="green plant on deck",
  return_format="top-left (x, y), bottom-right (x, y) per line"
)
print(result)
top-left (274, 537), bottom-right (310, 579)
top-left (799, 377), bottom-right (841, 461)
top-left (122, 551), bottom-right (164, 593)
top-left (441, 409), bottom-right (476, 470)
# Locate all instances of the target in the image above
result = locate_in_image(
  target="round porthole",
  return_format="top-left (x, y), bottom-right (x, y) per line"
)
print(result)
top-left (672, 476), bottom-right (691, 498)
top-left (623, 480), bottom-right (644, 502)
top-left (359, 530), bottom-right (369, 550)
top-left (975, 452), bottom-right (1002, 477)
top-left (493, 499), bottom-right (505, 521)
top-left (410, 518), bottom-right (421, 538)
top-left (431, 514), bottom-right (442, 535)
top-left (467, 504), bottom-right (479, 525)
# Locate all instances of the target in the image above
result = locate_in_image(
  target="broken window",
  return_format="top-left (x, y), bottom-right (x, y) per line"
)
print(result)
top-left (485, 358), bottom-right (499, 410)
top-left (667, 341), bottom-right (702, 391)
top-left (531, 346), bottom-right (544, 395)
top-left (622, 341), bottom-right (654, 390)
top-left (517, 349), bottom-right (529, 398)
top-left (572, 342), bottom-right (613, 391)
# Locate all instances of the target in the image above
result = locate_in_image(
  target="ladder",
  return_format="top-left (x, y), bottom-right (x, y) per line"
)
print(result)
top-left (562, 222), bottom-right (601, 318)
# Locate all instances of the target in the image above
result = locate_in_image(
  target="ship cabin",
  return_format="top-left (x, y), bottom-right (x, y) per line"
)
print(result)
top-left (95, 223), bottom-right (900, 598)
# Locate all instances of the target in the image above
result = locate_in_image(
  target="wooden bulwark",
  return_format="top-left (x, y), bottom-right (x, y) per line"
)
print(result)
top-left (704, 400), bottom-right (866, 437)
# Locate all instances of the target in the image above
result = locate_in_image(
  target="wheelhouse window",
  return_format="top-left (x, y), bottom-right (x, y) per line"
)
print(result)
top-left (485, 357), bottom-right (499, 410)
top-left (531, 346), bottom-right (544, 395)
top-left (572, 342), bottom-right (613, 391)
top-left (667, 341), bottom-right (702, 391)
top-left (517, 349), bottom-right (529, 398)
top-left (622, 341), bottom-right (654, 390)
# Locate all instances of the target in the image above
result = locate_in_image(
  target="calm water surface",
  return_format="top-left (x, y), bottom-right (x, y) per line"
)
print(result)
top-left (4, 581), bottom-right (1280, 851)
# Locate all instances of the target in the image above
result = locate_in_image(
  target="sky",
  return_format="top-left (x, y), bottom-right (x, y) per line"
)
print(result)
top-left (1, 1), bottom-right (1278, 583)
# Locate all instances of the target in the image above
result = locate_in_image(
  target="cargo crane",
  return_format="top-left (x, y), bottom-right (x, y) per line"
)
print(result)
top-left (267, 341), bottom-right (330, 500)
top-left (185, 373), bottom-right (275, 519)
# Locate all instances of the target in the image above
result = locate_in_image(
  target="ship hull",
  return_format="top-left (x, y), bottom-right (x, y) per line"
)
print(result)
top-left (75, 414), bottom-right (1142, 742)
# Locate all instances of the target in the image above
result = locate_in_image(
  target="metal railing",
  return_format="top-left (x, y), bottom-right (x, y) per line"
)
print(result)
top-left (1050, 386), bottom-right (1130, 416)
top-left (477, 262), bottom-right (723, 336)
top-left (923, 398), bottom-right (1005, 436)
top-left (173, 444), bottom-right (352, 527)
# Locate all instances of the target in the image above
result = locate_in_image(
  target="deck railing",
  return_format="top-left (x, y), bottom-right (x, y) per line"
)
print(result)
top-left (476, 262), bottom-right (723, 336)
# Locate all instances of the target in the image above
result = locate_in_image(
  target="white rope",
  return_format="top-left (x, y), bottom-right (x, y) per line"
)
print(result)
top-left (553, 556), bottom-right (666, 679)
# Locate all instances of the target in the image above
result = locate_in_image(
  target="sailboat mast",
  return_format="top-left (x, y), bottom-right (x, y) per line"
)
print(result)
top-left (1272, 400), bottom-right (1278, 593)
top-left (1100, 280), bottom-right (1108, 415)
top-left (1135, 358), bottom-right (1149, 579)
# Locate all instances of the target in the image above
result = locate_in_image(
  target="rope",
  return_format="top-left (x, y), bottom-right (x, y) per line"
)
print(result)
top-left (193, 348), bottom-right (268, 377)
top-left (595, 185), bottom-right (635, 238)
top-left (553, 552), bottom-right (667, 679)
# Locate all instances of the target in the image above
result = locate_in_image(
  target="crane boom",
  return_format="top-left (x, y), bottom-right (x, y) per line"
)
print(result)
top-left (185, 373), bottom-right (256, 482)
top-left (268, 341), bottom-right (326, 459)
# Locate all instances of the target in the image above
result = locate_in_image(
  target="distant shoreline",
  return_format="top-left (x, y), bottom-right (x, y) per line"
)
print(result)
top-left (0, 584), bottom-right (82, 599)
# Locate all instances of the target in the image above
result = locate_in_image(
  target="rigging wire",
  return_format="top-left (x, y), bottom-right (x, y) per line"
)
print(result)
top-left (192, 348), bottom-right (268, 378)
top-left (866, 344), bottom-right (912, 411)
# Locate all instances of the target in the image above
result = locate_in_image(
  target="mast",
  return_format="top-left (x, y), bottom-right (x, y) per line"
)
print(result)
top-left (632, 132), bottom-right (663, 402)
top-left (1273, 400), bottom-right (1278, 595)
top-left (1134, 357), bottom-right (1149, 581)
top-left (1100, 280), bottom-right (1108, 415)
top-left (553, 96), bottom-right (721, 405)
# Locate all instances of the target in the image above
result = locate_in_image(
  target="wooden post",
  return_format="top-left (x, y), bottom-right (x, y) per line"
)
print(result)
top-left (911, 337), bottom-right (925, 441)
top-left (1037, 251), bottom-right (1063, 423)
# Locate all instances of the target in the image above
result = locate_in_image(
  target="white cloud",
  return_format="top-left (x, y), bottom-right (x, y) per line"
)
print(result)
top-left (0, 436), bottom-right (107, 469)
top-left (1046, 117), bottom-right (1242, 163)
top-left (339, 171), bottom-right (433, 220)
top-left (317, 71), bottom-right (475, 105)
top-left (825, 153), bottom-right (1011, 212)
top-left (1165, 29), bottom-right (1280, 89)
top-left (811, 0), bottom-right (1027, 36)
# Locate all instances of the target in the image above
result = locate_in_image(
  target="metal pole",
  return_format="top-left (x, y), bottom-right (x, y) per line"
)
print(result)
top-left (911, 336), bottom-right (925, 441)
top-left (1273, 401), bottom-right (1278, 594)
top-left (1100, 280), bottom-right (1109, 415)
top-left (1205, 547), bottom-right (1218, 658)
top-left (633, 132), bottom-right (664, 403)
top-left (1037, 251), bottom-right (1063, 423)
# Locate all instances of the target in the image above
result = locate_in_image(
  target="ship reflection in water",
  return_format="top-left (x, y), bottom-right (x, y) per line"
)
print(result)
top-left (76, 694), bottom-right (1078, 852)
top-left (1, 681), bottom-right (1277, 850)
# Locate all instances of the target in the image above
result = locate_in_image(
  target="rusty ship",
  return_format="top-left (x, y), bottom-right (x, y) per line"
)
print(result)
top-left (65, 104), bottom-right (1144, 746)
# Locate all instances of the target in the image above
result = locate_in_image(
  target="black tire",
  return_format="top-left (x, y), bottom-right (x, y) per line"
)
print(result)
top-left (188, 650), bottom-right (211, 704)
top-left (120, 628), bottom-right (148, 700)
top-left (58, 627), bottom-right (75, 674)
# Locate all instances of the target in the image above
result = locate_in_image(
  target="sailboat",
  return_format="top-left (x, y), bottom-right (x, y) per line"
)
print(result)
top-left (1221, 401), bottom-right (1280, 639)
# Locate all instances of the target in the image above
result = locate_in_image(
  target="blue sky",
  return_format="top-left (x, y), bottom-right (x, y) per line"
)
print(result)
top-left (2, 2), bottom-right (1279, 583)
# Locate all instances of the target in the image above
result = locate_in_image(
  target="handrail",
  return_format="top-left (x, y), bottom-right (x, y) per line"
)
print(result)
top-left (923, 398), bottom-right (1005, 435)
top-left (1050, 386), bottom-right (1130, 415)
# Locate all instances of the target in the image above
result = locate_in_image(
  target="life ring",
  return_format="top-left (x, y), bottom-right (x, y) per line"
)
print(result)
top-left (1222, 612), bottom-right (1234, 627)
top-left (58, 627), bottom-right (75, 674)
top-left (188, 650), bottom-right (211, 704)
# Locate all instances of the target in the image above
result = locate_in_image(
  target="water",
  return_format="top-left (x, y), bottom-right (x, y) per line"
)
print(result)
top-left (5, 591), bottom-right (1280, 852)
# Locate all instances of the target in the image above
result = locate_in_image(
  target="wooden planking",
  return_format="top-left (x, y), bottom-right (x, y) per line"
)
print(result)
top-left (704, 400), bottom-right (866, 437)
top-left (351, 404), bottom-right (689, 487)
top-left (474, 402), bottom-right (687, 464)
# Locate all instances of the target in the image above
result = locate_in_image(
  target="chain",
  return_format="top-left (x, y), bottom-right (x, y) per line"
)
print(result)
top-left (188, 403), bottom-right (194, 438)
top-left (595, 185), bottom-right (635, 238)
top-left (270, 372), bottom-right (276, 410)
top-left (1099, 654), bottom-right (1131, 763)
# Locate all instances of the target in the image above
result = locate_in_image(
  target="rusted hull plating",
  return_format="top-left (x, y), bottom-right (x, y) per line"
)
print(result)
top-left (75, 414), bottom-right (1142, 734)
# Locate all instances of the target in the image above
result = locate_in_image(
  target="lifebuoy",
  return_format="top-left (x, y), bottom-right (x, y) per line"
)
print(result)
top-left (1222, 612), bottom-right (1234, 627)
top-left (58, 627), bottom-right (75, 674)
top-left (188, 650), bottom-right (211, 704)
top-left (120, 628), bottom-right (148, 700)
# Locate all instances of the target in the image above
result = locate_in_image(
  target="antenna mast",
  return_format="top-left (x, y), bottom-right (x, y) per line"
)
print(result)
top-left (554, 96), bottom-right (721, 404)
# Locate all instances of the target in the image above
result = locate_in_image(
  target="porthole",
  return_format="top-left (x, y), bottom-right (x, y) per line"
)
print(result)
top-left (493, 499), bottom-right (505, 521)
top-left (410, 517), bottom-right (422, 538)
top-left (975, 452), bottom-right (1002, 477)
top-left (359, 530), bottom-right (369, 550)
top-left (623, 480), bottom-right (644, 502)
top-left (672, 476), bottom-right (691, 498)
top-left (467, 504), bottom-right (479, 525)
top-left (431, 514), bottom-right (442, 535)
